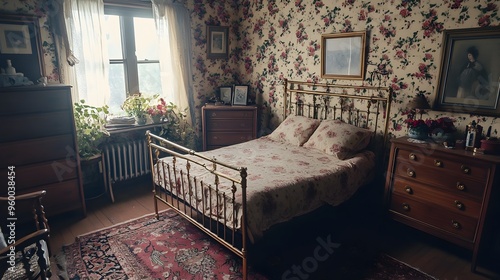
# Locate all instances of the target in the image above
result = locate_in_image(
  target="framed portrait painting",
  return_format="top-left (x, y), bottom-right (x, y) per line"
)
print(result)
top-left (434, 27), bottom-right (500, 116)
top-left (207, 25), bottom-right (229, 59)
top-left (321, 31), bottom-right (366, 80)
top-left (219, 86), bottom-right (232, 104)
top-left (232, 85), bottom-right (248, 106)
top-left (0, 14), bottom-right (44, 82)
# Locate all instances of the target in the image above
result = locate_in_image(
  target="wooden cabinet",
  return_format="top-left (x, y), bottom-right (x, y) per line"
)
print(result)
top-left (202, 105), bottom-right (257, 151)
top-left (384, 137), bottom-right (500, 271)
top-left (0, 85), bottom-right (86, 217)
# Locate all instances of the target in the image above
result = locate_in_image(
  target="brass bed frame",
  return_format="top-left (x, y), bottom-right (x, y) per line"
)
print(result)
top-left (146, 79), bottom-right (392, 279)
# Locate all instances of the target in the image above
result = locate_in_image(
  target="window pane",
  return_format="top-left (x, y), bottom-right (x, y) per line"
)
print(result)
top-left (108, 63), bottom-right (126, 113)
top-left (134, 18), bottom-right (159, 60)
top-left (138, 63), bottom-right (161, 95)
top-left (105, 15), bottom-right (123, 60)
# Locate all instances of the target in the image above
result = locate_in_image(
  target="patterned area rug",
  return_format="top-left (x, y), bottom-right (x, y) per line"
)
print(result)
top-left (56, 209), bottom-right (437, 280)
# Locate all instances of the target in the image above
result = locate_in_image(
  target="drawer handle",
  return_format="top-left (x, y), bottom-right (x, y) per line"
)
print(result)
top-left (454, 200), bottom-right (464, 210)
top-left (402, 203), bottom-right (410, 211)
top-left (212, 136), bottom-right (218, 140)
top-left (434, 160), bottom-right (442, 167)
top-left (406, 168), bottom-right (415, 177)
top-left (409, 153), bottom-right (416, 161)
top-left (404, 186), bottom-right (413, 194)
top-left (461, 165), bottom-right (470, 174)
top-left (451, 220), bottom-right (461, 229)
top-left (211, 112), bottom-right (217, 117)
top-left (456, 182), bottom-right (466, 191)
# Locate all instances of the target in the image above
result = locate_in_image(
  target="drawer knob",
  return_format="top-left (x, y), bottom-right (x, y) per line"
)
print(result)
top-left (404, 186), bottom-right (413, 194)
top-left (456, 182), bottom-right (466, 191)
top-left (211, 112), bottom-right (217, 117)
top-left (434, 160), bottom-right (443, 167)
top-left (461, 165), bottom-right (470, 174)
top-left (212, 136), bottom-right (218, 140)
top-left (409, 153), bottom-right (416, 160)
top-left (402, 203), bottom-right (410, 211)
top-left (454, 200), bottom-right (464, 210)
top-left (451, 220), bottom-right (461, 229)
top-left (406, 168), bottom-right (415, 177)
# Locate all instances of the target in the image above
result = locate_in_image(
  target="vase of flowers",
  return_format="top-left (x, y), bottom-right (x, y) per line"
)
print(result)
top-left (121, 93), bottom-right (157, 124)
top-left (426, 117), bottom-right (456, 143)
top-left (406, 119), bottom-right (429, 140)
top-left (147, 97), bottom-right (168, 123)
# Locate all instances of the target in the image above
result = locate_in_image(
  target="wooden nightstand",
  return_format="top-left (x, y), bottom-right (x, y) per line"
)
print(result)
top-left (384, 137), bottom-right (500, 272)
top-left (202, 105), bottom-right (257, 151)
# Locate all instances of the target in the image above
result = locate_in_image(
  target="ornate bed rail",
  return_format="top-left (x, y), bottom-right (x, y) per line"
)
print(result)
top-left (146, 132), bottom-right (249, 276)
top-left (146, 79), bottom-right (392, 280)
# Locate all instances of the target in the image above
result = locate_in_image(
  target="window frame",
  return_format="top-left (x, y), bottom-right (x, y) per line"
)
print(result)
top-left (104, 4), bottom-right (158, 96)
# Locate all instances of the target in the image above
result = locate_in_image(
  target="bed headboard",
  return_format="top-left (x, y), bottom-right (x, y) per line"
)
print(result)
top-left (283, 79), bottom-right (392, 163)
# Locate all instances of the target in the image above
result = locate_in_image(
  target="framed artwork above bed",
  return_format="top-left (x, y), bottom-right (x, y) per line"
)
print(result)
top-left (320, 30), bottom-right (367, 80)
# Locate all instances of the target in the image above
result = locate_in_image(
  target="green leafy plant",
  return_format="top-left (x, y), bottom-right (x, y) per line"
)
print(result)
top-left (74, 100), bottom-right (110, 159)
top-left (121, 93), bottom-right (158, 118)
top-left (159, 102), bottom-right (199, 150)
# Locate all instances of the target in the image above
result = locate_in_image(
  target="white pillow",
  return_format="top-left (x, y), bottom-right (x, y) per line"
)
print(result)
top-left (303, 119), bottom-right (373, 160)
top-left (266, 115), bottom-right (321, 146)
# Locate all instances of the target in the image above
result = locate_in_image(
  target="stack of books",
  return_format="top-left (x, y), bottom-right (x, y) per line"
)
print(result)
top-left (106, 116), bottom-right (136, 127)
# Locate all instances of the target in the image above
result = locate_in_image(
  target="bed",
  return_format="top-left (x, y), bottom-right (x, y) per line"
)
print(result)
top-left (146, 79), bottom-right (392, 279)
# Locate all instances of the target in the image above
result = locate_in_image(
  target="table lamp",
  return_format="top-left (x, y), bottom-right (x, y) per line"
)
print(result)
top-left (407, 94), bottom-right (431, 119)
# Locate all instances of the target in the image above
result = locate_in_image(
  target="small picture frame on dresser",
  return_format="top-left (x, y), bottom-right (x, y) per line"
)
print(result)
top-left (219, 86), bottom-right (232, 104)
top-left (232, 85), bottom-right (248, 106)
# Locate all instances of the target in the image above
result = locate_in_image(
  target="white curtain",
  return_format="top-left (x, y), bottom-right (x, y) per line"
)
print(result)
top-left (64, 0), bottom-right (110, 106)
top-left (151, 0), bottom-right (195, 124)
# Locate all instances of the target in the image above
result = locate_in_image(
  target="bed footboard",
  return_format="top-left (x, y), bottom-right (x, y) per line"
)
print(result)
top-left (146, 131), bottom-right (249, 279)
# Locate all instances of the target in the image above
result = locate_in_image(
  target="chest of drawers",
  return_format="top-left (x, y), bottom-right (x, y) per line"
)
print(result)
top-left (385, 137), bottom-right (500, 271)
top-left (202, 105), bottom-right (257, 151)
top-left (0, 85), bottom-right (86, 217)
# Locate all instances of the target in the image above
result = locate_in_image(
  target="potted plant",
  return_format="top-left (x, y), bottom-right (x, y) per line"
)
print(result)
top-left (159, 102), bottom-right (199, 150)
top-left (147, 97), bottom-right (168, 123)
top-left (426, 117), bottom-right (457, 143)
top-left (73, 100), bottom-right (110, 199)
top-left (74, 100), bottom-right (110, 159)
top-left (121, 93), bottom-right (157, 124)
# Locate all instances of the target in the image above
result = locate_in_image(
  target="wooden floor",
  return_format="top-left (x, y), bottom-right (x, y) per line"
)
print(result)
top-left (48, 177), bottom-right (499, 280)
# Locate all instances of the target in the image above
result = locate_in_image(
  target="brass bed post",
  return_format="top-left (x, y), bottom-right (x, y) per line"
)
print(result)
top-left (240, 167), bottom-right (248, 280)
top-left (284, 78), bottom-right (288, 119)
top-left (146, 131), bottom-right (159, 218)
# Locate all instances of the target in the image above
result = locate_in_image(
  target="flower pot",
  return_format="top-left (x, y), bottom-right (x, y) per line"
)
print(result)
top-left (151, 115), bottom-right (163, 123)
top-left (136, 115), bottom-right (147, 125)
top-left (408, 126), bottom-right (428, 140)
top-left (430, 132), bottom-right (453, 144)
top-left (480, 138), bottom-right (500, 155)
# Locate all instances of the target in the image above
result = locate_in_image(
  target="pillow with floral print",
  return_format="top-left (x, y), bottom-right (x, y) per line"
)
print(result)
top-left (266, 115), bottom-right (321, 146)
top-left (303, 119), bottom-right (373, 160)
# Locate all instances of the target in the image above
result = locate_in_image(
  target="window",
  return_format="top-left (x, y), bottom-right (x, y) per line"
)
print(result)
top-left (104, 6), bottom-right (161, 113)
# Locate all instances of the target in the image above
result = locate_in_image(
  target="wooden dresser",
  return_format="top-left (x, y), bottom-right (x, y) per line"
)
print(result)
top-left (385, 137), bottom-right (500, 271)
top-left (0, 85), bottom-right (86, 217)
top-left (202, 105), bottom-right (257, 151)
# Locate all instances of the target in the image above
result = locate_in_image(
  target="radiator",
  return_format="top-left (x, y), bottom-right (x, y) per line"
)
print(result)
top-left (103, 139), bottom-right (150, 202)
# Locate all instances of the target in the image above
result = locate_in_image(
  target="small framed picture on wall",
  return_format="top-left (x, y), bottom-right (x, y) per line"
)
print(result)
top-left (219, 86), bottom-right (232, 104)
top-left (232, 85), bottom-right (248, 106)
top-left (207, 25), bottom-right (229, 59)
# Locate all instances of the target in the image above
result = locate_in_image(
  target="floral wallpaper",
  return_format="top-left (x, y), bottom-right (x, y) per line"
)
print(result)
top-left (2, 0), bottom-right (500, 140)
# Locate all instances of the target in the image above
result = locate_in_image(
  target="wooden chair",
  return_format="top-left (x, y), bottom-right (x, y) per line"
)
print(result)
top-left (0, 191), bottom-right (51, 280)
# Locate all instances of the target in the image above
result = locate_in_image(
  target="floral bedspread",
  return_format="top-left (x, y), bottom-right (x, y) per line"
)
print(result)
top-left (153, 137), bottom-right (375, 242)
